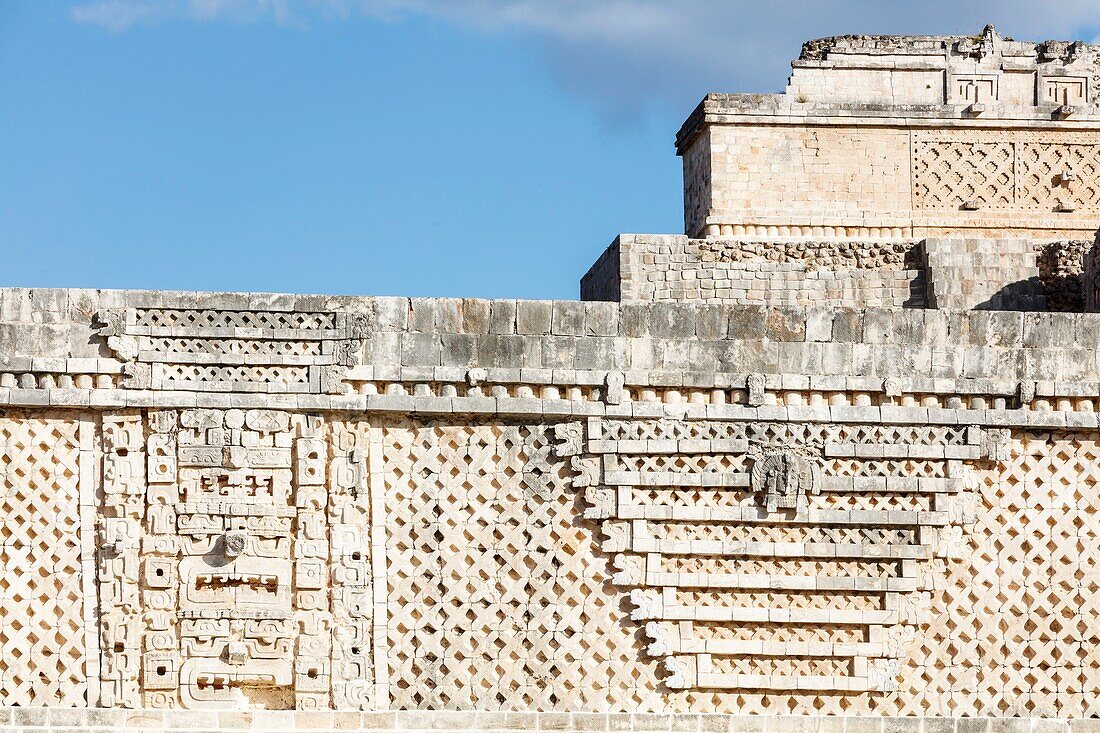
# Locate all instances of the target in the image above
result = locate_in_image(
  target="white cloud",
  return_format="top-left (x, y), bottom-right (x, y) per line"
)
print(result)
top-left (69, 0), bottom-right (1100, 120)
top-left (70, 0), bottom-right (167, 32)
top-left (70, 0), bottom-right (297, 31)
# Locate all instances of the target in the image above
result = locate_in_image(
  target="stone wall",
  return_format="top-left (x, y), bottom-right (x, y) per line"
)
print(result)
top-left (580, 239), bottom-right (620, 302)
top-left (687, 122), bottom-right (913, 240)
top-left (583, 235), bottom-right (1100, 315)
top-left (6, 288), bottom-right (1100, 716)
top-left (678, 110), bottom-right (1100, 241)
top-left (8, 708), bottom-right (1100, 732)
top-left (682, 127), bottom-right (711, 240)
top-left (10, 24), bottom-right (1100, 725)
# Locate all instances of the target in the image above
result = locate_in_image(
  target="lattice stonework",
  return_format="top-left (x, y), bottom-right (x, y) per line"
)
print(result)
top-left (895, 432), bottom-right (1100, 718)
top-left (93, 307), bottom-right (370, 394)
top-left (912, 130), bottom-right (1100, 213)
top-left (0, 414), bottom-right (89, 706)
top-left (14, 404), bottom-right (1100, 716)
top-left (913, 140), bottom-right (1015, 210)
top-left (1018, 142), bottom-right (1100, 211)
top-left (382, 419), bottom-right (663, 711)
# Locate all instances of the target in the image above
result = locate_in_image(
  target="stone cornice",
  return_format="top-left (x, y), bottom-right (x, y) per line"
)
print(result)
top-left (675, 94), bottom-right (1100, 153)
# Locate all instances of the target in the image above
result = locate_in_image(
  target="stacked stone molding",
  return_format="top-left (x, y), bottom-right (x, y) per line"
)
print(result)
top-left (13, 24), bottom-right (1100, 730)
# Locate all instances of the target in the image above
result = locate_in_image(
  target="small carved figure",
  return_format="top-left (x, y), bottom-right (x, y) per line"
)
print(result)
top-left (1018, 380), bottom-right (1036, 407)
top-left (746, 373), bottom-right (767, 406)
top-left (604, 371), bottom-right (625, 405)
top-left (751, 452), bottom-right (815, 512)
top-left (553, 421), bottom-right (584, 457)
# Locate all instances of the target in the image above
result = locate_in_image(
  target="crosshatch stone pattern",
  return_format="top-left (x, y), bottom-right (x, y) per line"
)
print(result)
top-left (0, 411), bottom-right (90, 704)
top-left (17, 24), bottom-right (1100, 727)
top-left (381, 419), bottom-right (660, 711)
top-left (0, 414), bottom-right (88, 707)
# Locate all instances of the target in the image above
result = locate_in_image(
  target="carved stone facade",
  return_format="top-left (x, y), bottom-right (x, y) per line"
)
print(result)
top-left (2, 295), bottom-right (1100, 718)
top-left (10, 24), bottom-right (1100, 729)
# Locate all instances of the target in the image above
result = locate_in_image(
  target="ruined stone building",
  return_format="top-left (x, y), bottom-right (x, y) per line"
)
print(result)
top-left (7, 24), bottom-right (1100, 731)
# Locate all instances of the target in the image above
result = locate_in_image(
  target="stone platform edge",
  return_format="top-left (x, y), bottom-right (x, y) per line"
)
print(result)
top-left (3, 709), bottom-right (1100, 733)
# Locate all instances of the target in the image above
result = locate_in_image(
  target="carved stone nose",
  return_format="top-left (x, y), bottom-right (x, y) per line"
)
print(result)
top-left (226, 641), bottom-right (248, 665)
top-left (224, 530), bottom-right (247, 557)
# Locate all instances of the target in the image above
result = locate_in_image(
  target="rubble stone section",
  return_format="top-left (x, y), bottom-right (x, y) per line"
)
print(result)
top-left (582, 235), bottom-right (925, 307)
top-left (1035, 240), bottom-right (1090, 311)
top-left (13, 24), bottom-right (1100, 725)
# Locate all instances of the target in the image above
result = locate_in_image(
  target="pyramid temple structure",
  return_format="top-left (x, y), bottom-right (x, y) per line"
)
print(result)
top-left (7, 24), bottom-right (1100, 731)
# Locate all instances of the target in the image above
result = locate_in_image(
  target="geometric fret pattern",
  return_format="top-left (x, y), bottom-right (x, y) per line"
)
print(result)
top-left (0, 415), bottom-right (87, 706)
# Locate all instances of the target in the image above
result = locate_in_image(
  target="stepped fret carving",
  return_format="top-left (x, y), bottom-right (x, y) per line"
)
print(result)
top-left (94, 308), bottom-right (372, 394)
top-left (555, 417), bottom-right (986, 696)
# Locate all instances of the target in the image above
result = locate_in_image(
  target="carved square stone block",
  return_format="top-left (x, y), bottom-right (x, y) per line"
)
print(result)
top-left (296, 558), bottom-right (326, 590)
top-left (142, 557), bottom-right (174, 589)
top-left (142, 653), bottom-right (179, 691)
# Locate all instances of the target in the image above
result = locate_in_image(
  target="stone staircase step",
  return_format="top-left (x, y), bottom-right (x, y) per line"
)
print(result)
top-left (922, 238), bottom-right (1046, 311)
top-left (924, 253), bottom-right (1038, 268)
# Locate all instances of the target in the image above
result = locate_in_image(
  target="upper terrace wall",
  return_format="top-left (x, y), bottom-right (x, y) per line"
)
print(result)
top-left (678, 106), bottom-right (1100, 240)
top-left (677, 28), bottom-right (1100, 241)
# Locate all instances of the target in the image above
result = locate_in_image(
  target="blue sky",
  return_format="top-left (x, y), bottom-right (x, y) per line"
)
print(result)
top-left (4, 2), bottom-right (1100, 299)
